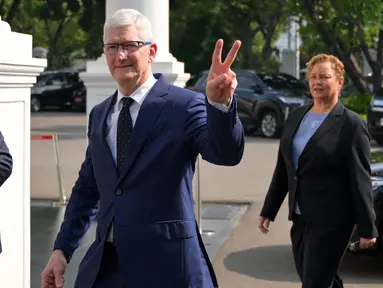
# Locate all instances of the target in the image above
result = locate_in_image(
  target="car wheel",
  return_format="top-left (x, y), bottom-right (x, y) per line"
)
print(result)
top-left (31, 97), bottom-right (41, 112)
top-left (260, 111), bottom-right (280, 138)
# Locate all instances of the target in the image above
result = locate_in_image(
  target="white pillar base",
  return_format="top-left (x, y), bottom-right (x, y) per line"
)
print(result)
top-left (81, 54), bottom-right (190, 114)
top-left (0, 16), bottom-right (47, 288)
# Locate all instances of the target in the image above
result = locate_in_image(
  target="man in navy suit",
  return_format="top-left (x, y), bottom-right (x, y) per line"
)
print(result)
top-left (41, 8), bottom-right (244, 288)
top-left (0, 130), bottom-right (12, 254)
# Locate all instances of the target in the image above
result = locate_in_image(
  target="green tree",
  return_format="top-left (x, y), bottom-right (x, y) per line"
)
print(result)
top-left (31, 0), bottom-right (84, 69)
top-left (224, 0), bottom-right (288, 71)
top-left (289, 0), bottom-right (382, 94)
top-left (0, 0), bottom-right (22, 24)
top-left (169, 1), bottom-right (233, 75)
top-left (170, 0), bottom-right (288, 75)
top-left (78, 0), bottom-right (105, 59)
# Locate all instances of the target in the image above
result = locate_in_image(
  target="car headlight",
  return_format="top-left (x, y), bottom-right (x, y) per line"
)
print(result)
top-left (277, 96), bottom-right (306, 105)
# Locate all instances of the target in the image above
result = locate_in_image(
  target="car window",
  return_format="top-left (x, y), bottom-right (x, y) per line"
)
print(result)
top-left (258, 73), bottom-right (307, 91)
top-left (36, 74), bottom-right (52, 84)
top-left (194, 74), bottom-right (208, 89)
top-left (46, 75), bottom-right (64, 85)
top-left (237, 75), bottom-right (256, 89)
top-left (66, 73), bottom-right (79, 85)
top-left (185, 73), bottom-right (201, 88)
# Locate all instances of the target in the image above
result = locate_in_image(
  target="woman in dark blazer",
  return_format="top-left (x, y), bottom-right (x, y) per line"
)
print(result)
top-left (258, 54), bottom-right (378, 288)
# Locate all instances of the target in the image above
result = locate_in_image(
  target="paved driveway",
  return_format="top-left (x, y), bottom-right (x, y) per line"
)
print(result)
top-left (31, 111), bottom-right (383, 288)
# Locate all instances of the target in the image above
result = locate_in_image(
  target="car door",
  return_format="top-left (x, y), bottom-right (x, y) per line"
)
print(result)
top-left (42, 74), bottom-right (66, 107)
top-left (63, 73), bottom-right (80, 105)
top-left (235, 73), bottom-right (264, 120)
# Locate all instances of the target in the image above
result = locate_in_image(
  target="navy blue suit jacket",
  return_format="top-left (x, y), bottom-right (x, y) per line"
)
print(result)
top-left (0, 130), bottom-right (13, 254)
top-left (53, 74), bottom-right (244, 287)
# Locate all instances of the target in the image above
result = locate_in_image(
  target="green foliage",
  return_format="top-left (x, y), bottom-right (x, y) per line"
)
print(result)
top-left (169, 1), bottom-right (234, 75)
top-left (340, 93), bottom-right (371, 114)
top-left (78, 0), bottom-right (105, 59)
top-left (170, 0), bottom-right (288, 75)
top-left (3, 0), bottom-right (381, 79)
top-left (287, 0), bottom-right (382, 94)
top-left (371, 151), bottom-right (383, 163)
top-left (290, 0), bottom-right (381, 59)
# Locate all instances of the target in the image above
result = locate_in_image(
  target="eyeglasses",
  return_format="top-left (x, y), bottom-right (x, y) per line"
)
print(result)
top-left (103, 41), bottom-right (152, 55)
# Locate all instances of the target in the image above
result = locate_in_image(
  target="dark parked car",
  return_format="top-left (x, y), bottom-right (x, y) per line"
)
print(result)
top-left (367, 88), bottom-right (383, 145)
top-left (31, 70), bottom-right (86, 112)
top-left (257, 72), bottom-right (311, 98)
top-left (184, 73), bottom-right (201, 90)
top-left (191, 69), bottom-right (311, 138)
top-left (347, 150), bottom-right (383, 257)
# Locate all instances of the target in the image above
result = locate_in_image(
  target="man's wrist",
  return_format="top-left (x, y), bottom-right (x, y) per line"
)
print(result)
top-left (52, 249), bottom-right (69, 262)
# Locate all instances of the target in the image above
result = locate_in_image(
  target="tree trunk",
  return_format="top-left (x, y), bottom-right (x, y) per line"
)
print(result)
top-left (5, 0), bottom-right (21, 24)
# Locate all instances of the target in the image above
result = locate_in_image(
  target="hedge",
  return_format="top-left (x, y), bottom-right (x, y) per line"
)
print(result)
top-left (340, 93), bottom-right (371, 115)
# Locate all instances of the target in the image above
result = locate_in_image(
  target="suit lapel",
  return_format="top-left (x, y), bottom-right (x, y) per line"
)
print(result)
top-left (96, 91), bottom-right (119, 179)
top-left (116, 74), bottom-right (169, 187)
top-left (284, 104), bottom-right (312, 170)
top-left (298, 101), bottom-right (344, 163)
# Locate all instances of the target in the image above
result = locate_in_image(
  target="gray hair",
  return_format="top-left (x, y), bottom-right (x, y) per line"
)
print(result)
top-left (103, 9), bottom-right (153, 43)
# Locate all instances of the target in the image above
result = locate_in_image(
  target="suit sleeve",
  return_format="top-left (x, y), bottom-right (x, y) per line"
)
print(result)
top-left (260, 144), bottom-right (289, 221)
top-left (184, 93), bottom-right (244, 166)
top-left (348, 119), bottom-right (378, 238)
top-left (0, 130), bottom-right (12, 187)
top-left (53, 109), bottom-right (100, 262)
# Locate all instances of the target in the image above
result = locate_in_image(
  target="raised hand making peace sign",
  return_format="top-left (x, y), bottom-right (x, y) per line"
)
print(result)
top-left (206, 39), bottom-right (241, 106)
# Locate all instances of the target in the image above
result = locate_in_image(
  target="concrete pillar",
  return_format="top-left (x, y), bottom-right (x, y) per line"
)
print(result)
top-left (81, 0), bottom-right (190, 113)
top-left (279, 18), bottom-right (301, 79)
top-left (363, 48), bottom-right (377, 76)
top-left (281, 49), bottom-right (300, 79)
top-left (0, 16), bottom-right (46, 288)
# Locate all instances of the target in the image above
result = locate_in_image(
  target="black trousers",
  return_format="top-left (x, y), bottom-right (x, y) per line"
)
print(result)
top-left (92, 242), bottom-right (120, 288)
top-left (290, 214), bottom-right (354, 288)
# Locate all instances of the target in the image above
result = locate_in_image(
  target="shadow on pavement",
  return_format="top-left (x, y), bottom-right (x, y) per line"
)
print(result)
top-left (223, 245), bottom-right (383, 284)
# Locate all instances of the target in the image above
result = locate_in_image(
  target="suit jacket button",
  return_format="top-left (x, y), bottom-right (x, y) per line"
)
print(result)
top-left (116, 189), bottom-right (122, 196)
top-left (293, 176), bottom-right (297, 180)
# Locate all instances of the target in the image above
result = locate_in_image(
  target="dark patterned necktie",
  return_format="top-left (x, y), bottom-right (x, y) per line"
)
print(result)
top-left (117, 97), bottom-right (134, 170)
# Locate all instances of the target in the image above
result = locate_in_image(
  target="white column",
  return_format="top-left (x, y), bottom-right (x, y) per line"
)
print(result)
top-left (363, 48), bottom-right (377, 77)
top-left (279, 18), bottom-right (301, 79)
top-left (81, 0), bottom-right (190, 114)
top-left (106, 0), bottom-right (172, 62)
top-left (0, 16), bottom-right (46, 288)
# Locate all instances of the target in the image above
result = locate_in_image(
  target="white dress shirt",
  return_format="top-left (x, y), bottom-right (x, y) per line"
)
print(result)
top-left (105, 74), bottom-right (158, 164)
top-left (105, 74), bottom-right (232, 242)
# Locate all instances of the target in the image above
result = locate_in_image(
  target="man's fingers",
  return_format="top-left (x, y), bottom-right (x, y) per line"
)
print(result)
top-left (264, 218), bottom-right (270, 229)
top-left (359, 237), bottom-right (377, 249)
top-left (41, 271), bottom-right (55, 288)
top-left (54, 268), bottom-right (64, 288)
top-left (211, 39), bottom-right (223, 68)
top-left (230, 77), bottom-right (238, 95)
top-left (258, 217), bottom-right (270, 234)
top-left (209, 73), bottom-right (228, 89)
top-left (223, 40), bottom-right (241, 69)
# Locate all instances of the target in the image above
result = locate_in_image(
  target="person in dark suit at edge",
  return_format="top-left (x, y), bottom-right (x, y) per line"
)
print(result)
top-left (0, 129), bottom-right (13, 254)
top-left (258, 54), bottom-right (378, 288)
top-left (41, 8), bottom-right (244, 288)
